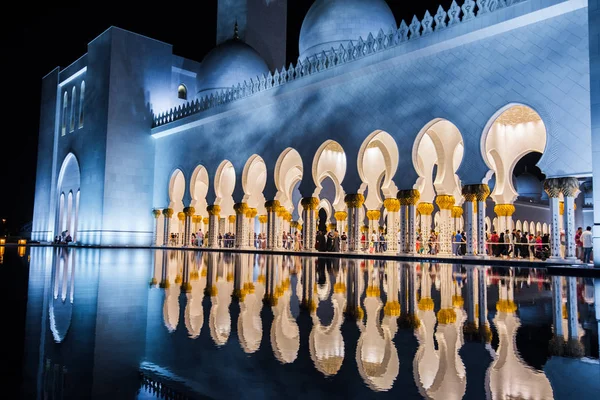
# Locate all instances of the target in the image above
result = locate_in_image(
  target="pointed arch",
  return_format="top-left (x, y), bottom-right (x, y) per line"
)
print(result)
top-left (481, 104), bottom-right (547, 204)
top-left (214, 160), bottom-right (236, 216)
top-left (312, 140), bottom-right (346, 211)
top-left (56, 153), bottom-right (80, 238)
top-left (275, 148), bottom-right (304, 212)
top-left (78, 81), bottom-right (85, 128)
top-left (190, 165), bottom-right (209, 216)
top-left (357, 130), bottom-right (399, 210)
top-left (242, 154), bottom-right (267, 211)
top-left (412, 119), bottom-right (464, 203)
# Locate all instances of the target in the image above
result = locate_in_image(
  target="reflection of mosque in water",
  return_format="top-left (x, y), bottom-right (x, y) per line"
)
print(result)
top-left (22, 248), bottom-right (599, 399)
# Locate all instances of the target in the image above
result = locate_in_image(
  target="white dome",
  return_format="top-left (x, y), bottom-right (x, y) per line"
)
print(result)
top-left (299, 0), bottom-right (397, 60)
top-left (514, 172), bottom-right (543, 200)
top-left (197, 38), bottom-right (270, 97)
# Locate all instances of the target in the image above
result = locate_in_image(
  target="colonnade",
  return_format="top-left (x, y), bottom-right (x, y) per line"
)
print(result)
top-left (152, 176), bottom-right (581, 261)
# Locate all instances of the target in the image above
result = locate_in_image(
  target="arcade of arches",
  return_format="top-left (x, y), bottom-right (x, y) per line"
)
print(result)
top-left (151, 105), bottom-right (588, 261)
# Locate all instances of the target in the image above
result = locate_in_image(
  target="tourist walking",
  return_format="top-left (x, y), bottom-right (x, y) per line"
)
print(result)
top-left (581, 226), bottom-right (593, 264)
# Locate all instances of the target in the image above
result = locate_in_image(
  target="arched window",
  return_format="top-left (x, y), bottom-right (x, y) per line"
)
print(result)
top-left (70, 86), bottom-right (76, 132)
top-left (178, 84), bottom-right (187, 100)
top-left (78, 81), bottom-right (85, 128)
top-left (62, 92), bottom-right (68, 136)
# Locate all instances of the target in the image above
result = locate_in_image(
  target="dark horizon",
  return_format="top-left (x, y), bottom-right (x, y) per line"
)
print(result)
top-left (1, 0), bottom-right (505, 234)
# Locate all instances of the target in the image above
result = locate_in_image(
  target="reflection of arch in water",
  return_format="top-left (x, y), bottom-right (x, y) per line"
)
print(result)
top-left (49, 248), bottom-right (75, 343)
top-left (485, 312), bottom-right (553, 399)
top-left (309, 289), bottom-right (346, 377)
top-left (184, 259), bottom-right (207, 339)
top-left (238, 263), bottom-right (266, 354)
top-left (270, 285), bottom-right (300, 364)
top-left (355, 296), bottom-right (400, 391)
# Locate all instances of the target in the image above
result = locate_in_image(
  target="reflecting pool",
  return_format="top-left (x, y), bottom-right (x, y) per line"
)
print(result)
top-left (13, 247), bottom-right (600, 399)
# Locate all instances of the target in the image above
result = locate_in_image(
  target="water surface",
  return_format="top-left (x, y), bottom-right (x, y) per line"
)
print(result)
top-left (11, 246), bottom-right (600, 399)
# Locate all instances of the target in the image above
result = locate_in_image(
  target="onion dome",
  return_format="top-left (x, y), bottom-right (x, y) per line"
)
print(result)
top-left (197, 23), bottom-right (269, 97)
top-left (299, 0), bottom-right (397, 60)
top-left (514, 172), bottom-right (543, 201)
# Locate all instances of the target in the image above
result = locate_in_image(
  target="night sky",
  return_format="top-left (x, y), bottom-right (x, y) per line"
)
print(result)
top-left (1, 0), bottom-right (458, 234)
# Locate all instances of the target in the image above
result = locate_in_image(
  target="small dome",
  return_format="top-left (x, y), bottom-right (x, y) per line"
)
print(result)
top-left (197, 38), bottom-right (269, 97)
top-left (514, 172), bottom-right (543, 200)
top-left (299, 0), bottom-right (397, 60)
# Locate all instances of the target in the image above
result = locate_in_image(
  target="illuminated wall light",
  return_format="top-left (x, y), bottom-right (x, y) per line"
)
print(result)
top-left (18, 246), bottom-right (26, 257)
top-left (18, 239), bottom-right (26, 245)
top-left (0, 238), bottom-right (5, 245)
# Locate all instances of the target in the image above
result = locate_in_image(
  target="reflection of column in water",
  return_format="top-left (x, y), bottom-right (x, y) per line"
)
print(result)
top-left (185, 251), bottom-right (207, 339)
top-left (356, 264), bottom-right (399, 392)
top-left (487, 273), bottom-right (553, 399)
top-left (425, 263), bottom-right (466, 400)
top-left (478, 266), bottom-right (491, 341)
top-left (209, 253), bottom-right (233, 346)
top-left (270, 255), bottom-right (299, 364)
top-left (238, 253), bottom-right (264, 353)
top-left (464, 266), bottom-right (479, 338)
top-left (414, 263), bottom-right (439, 395)
top-left (162, 252), bottom-right (181, 333)
top-left (309, 261), bottom-right (346, 376)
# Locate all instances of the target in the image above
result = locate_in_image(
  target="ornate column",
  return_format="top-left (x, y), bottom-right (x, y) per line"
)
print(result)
top-left (276, 206), bottom-right (286, 248)
top-left (334, 211), bottom-right (348, 236)
top-left (461, 187), bottom-right (476, 257)
top-left (473, 185), bottom-right (490, 257)
top-left (234, 203), bottom-right (249, 249)
top-left (366, 209), bottom-right (381, 241)
top-left (417, 202), bottom-right (434, 237)
top-left (265, 200), bottom-right (280, 250)
top-left (452, 206), bottom-right (463, 233)
top-left (344, 194), bottom-right (365, 253)
top-left (183, 206), bottom-right (195, 247)
top-left (152, 209), bottom-right (161, 245)
top-left (301, 197), bottom-right (319, 251)
top-left (544, 178), bottom-right (563, 259)
top-left (162, 208), bottom-right (173, 246)
top-left (561, 177), bottom-right (580, 261)
top-left (399, 190), bottom-right (420, 255)
top-left (398, 197), bottom-right (407, 253)
top-left (207, 205), bottom-right (221, 248)
top-left (435, 195), bottom-right (455, 255)
top-left (246, 208), bottom-right (257, 248)
top-left (202, 217), bottom-right (209, 236)
top-left (383, 198), bottom-right (400, 253)
top-left (176, 212), bottom-right (185, 245)
top-left (494, 204), bottom-right (515, 235)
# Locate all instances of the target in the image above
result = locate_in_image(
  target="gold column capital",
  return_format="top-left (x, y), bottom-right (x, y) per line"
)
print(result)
top-left (334, 211), bottom-right (348, 221)
top-left (494, 203), bottom-right (515, 217)
top-left (162, 208), bottom-right (174, 218)
top-left (397, 189), bottom-right (421, 205)
top-left (451, 206), bottom-right (463, 218)
top-left (183, 206), bottom-right (195, 216)
top-left (207, 205), bottom-right (221, 216)
top-left (152, 209), bottom-right (162, 218)
top-left (383, 198), bottom-right (400, 212)
top-left (177, 211), bottom-right (185, 221)
top-left (435, 195), bottom-right (455, 210)
top-left (228, 215), bottom-right (236, 223)
top-left (417, 202), bottom-right (434, 216)
top-left (437, 308), bottom-right (457, 324)
top-left (300, 197), bottom-right (319, 210)
top-left (344, 193), bottom-right (365, 208)
top-left (233, 202), bottom-right (249, 215)
top-left (264, 200), bottom-right (281, 212)
top-left (258, 215), bottom-right (268, 224)
top-left (366, 210), bottom-right (381, 221)
top-left (543, 178), bottom-right (563, 198)
top-left (559, 177), bottom-right (580, 197)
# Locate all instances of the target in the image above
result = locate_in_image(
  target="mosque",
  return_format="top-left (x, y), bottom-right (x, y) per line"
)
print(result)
top-left (31, 0), bottom-right (597, 260)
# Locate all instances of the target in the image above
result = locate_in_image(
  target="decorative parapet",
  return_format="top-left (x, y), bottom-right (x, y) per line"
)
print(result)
top-left (152, 0), bottom-right (524, 128)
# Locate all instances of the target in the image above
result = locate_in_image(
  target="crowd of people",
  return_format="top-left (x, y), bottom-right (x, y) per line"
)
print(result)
top-left (160, 224), bottom-right (595, 264)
